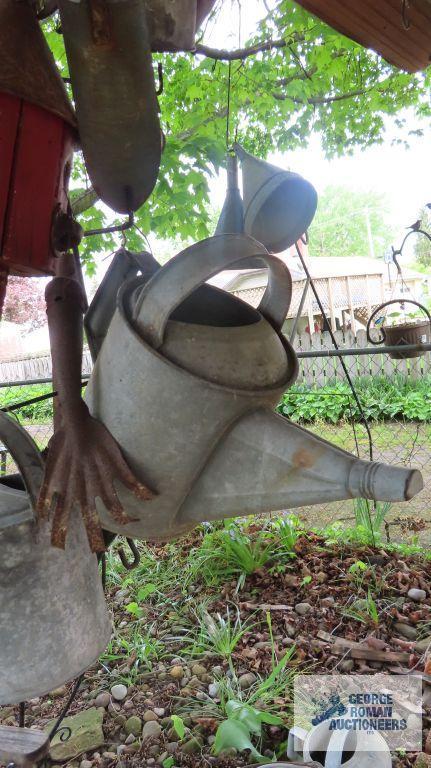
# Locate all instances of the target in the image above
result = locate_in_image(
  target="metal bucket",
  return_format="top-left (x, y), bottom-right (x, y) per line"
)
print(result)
top-left (0, 413), bottom-right (111, 704)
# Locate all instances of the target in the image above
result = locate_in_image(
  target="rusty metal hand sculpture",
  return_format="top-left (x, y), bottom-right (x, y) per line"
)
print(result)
top-left (36, 261), bottom-right (155, 552)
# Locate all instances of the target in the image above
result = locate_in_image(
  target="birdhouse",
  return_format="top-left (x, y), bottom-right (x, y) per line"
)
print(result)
top-left (0, 0), bottom-right (77, 277)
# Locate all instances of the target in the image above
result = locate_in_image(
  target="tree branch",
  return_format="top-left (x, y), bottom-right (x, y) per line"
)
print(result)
top-left (192, 38), bottom-right (294, 60)
top-left (272, 87), bottom-right (369, 105)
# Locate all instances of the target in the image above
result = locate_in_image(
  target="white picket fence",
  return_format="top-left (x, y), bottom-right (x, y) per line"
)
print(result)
top-left (0, 329), bottom-right (428, 385)
top-left (295, 328), bottom-right (430, 387)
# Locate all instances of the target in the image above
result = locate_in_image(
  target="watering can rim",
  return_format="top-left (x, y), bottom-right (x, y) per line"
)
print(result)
top-left (118, 277), bottom-right (299, 396)
top-left (0, 412), bottom-right (44, 530)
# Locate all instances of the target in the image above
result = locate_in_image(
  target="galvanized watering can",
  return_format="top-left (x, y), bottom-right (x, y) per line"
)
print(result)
top-left (85, 233), bottom-right (423, 541)
top-left (0, 413), bottom-right (111, 705)
top-left (287, 723), bottom-right (391, 768)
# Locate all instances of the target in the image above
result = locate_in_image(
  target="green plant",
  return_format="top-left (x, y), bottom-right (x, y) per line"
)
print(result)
top-left (213, 699), bottom-right (282, 760)
top-left (353, 498), bottom-right (392, 545)
top-left (272, 515), bottom-right (302, 555)
top-left (170, 714), bottom-right (186, 740)
top-left (186, 606), bottom-right (254, 672)
top-left (343, 590), bottom-right (379, 626)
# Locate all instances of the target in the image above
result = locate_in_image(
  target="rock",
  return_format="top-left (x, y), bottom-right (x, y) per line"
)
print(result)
top-left (125, 734), bottom-right (135, 745)
top-left (408, 588), bottom-right (427, 602)
top-left (111, 684), bottom-right (128, 702)
top-left (196, 691), bottom-right (206, 701)
top-left (321, 597), bottom-right (335, 608)
top-left (295, 602), bottom-right (312, 616)
top-left (51, 685), bottom-right (67, 698)
top-left (147, 760), bottom-right (156, 765)
top-left (47, 707), bottom-right (105, 761)
top-left (95, 692), bottom-right (111, 709)
top-left (181, 737), bottom-right (202, 754)
top-left (415, 753), bottom-right (431, 767)
top-left (339, 660), bottom-right (355, 673)
top-left (394, 622), bottom-right (418, 641)
top-left (284, 574), bottom-right (297, 587)
top-left (416, 636), bottom-right (431, 653)
top-left (285, 623), bottom-right (296, 638)
top-left (212, 665), bottom-right (223, 676)
top-left (208, 682), bottom-right (219, 698)
top-left (157, 751), bottom-right (168, 764)
top-left (142, 720), bottom-right (162, 739)
top-left (366, 636), bottom-right (386, 651)
top-left (102, 752), bottom-right (117, 760)
top-left (80, 760), bottom-right (93, 768)
top-left (166, 742), bottom-right (179, 754)
top-left (123, 700), bottom-right (134, 711)
top-left (170, 666), bottom-right (184, 679)
top-left (316, 572), bottom-right (328, 584)
top-left (207, 735), bottom-right (215, 746)
top-left (144, 710), bottom-right (159, 722)
top-left (125, 716), bottom-right (142, 736)
top-left (191, 664), bottom-right (207, 677)
top-left (238, 673), bottom-right (257, 690)
top-left (154, 708), bottom-right (165, 717)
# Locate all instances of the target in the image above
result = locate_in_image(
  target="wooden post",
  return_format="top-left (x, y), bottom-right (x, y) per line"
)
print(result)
top-left (346, 276), bottom-right (356, 335)
top-left (365, 274), bottom-right (372, 316)
top-left (327, 277), bottom-right (336, 331)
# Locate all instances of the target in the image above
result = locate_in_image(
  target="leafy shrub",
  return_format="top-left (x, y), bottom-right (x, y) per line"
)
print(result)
top-left (0, 384), bottom-right (54, 423)
top-left (277, 375), bottom-right (431, 423)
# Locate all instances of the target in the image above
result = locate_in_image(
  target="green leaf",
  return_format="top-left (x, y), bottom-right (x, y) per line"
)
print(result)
top-left (213, 720), bottom-right (262, 758)
top-left (137, 584), bottom-right (157, 602)
top-left (171, 715), bottom-right (186, 740)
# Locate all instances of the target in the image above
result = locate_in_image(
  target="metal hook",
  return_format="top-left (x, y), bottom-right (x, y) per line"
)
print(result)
top-left (156, 62), bottom-right (164, 96)
top-left (118, 538), bottom-right (141, 570)
top-left (402, 0), bottom-right (411, 30)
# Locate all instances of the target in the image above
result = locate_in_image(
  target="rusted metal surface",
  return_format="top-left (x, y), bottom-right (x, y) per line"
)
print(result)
top-left (0, 0), bottom-right (76, 126)
top-left (294, 0), bottom-right (431, 72)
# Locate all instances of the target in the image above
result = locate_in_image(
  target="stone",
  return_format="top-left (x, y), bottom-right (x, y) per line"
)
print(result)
top-left (196, 691), bottom-right (206, 701)
top-left (95, 692), bottom-right (111, 709)
top-left (339, 660), bottom-right (355, 673)
top-left (111, 684), bottom-right (128, 702)
top-left (415, 753), bottom-right (431, 767)
top-left (47, 707), bottom-right (105, 761)
top-left (123, 700), bottom-right (134, 711)
top-left (102, 752), bottom-right (117, 760)
top-left (154, 708), bottom-right (165, 717)
top-left (238, 672), bottom-right (257, 690)
top-left (125, 734), bottom-right (135, 745)
top-left (207, 735), bottom-right (215, 746)
top-left (170, 666), bottom-right (184, 679)
top-left (316, 572), bottom-right (328, 584)
top-left (321, 596), bottom-right (335, 608)
top-left (408, 588), bottom-right (427, 602)
top-left (51, 685), bottom-right (67, 698)
top-left (416, 636), bottom-right (431, 653)
top-left (157, 751), bottom-right (168, 764)
top-left (394, 622), bottom-right (418, 641)
top-left (80, 760), bottom-right (93, 768)
top-left (125, 716), bottom-right (142, 736)
top-left (144, 710), bottom-right (159, 722)
top-left (142, 720), bottom-right (162, 739)
top-left (212, 665), bottom-right (223, 676)
top-left (295, 602), bottom-right (312, 616)
top-left (191, 664), bottom-right (207, 677)
top-left (166, 742), bottom-right (179, 754)
top-left (208, 682), bottom-right (219, 698)
top-left (284, 574), bottom-right (298, 587)
top-left (181, 737), bottom-right (202, 754)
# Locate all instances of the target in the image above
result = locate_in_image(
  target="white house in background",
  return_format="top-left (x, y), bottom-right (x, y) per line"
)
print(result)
top-left (210, 247), bottom-right (425, 336)
top-left (0, 322), bottom-right (25, 360)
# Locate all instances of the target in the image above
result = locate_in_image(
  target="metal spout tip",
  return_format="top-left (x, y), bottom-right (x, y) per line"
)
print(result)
top-left (405, 468), bottom-right (424, 500)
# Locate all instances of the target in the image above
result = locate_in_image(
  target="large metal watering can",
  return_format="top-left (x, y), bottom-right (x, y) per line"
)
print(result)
top-left (85, 234), bottom-right (423, 541)
top-left (0, 413), bottom-right (111, 704)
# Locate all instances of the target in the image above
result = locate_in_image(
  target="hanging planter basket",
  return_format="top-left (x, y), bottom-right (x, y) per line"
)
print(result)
top-left (366, 299), bottom-right (431, 359)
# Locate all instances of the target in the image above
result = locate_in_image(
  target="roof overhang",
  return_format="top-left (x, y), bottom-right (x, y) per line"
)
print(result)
top-left (294, 0), bottom-right (431, 72)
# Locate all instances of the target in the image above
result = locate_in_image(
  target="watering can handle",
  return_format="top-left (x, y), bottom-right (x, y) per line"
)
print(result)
top-left (0, 412), bottom-right (45, 511)
top-left (132, 234), bottom-right (292, 349)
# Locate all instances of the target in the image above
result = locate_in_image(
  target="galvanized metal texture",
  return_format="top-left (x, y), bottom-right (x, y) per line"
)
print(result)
top-left (85, 233), bottom-right (422, 542)
top-left (0, 0), bottom-right (76, 127)
top-left (58, 0), bottom-right (161, 213)
top-left (295, 0), bottom-right (431, 73)
top-left (0, 412), bottom-right (111, 704)
top-left (234, 144), bottom-right (318, 254)
top-left (85, 248), bottom-right (160, 360)
top-left (133, 234), bottom-right (293, 347)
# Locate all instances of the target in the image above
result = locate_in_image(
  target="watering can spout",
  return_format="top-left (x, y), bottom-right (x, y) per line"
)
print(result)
top-left (181, 411), bottom-right (423, 524)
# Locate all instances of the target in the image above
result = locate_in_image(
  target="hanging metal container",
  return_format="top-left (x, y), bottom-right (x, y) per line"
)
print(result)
top-left (366, 299), bottom-right (431, 359)
top-left (58, 0), bottom-right (161, 213)
top-left (234, 143), bottom-right (318, 253)
top-left (145, 0), bottom-right (197, 50)
top-left (0, 413), bottom-right (111, 705)
top-left (84, 233), bottom-right (422, 542)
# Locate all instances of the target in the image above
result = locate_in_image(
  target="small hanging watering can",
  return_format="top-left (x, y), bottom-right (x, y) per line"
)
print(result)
top-left (287, 722), bottom-right (392, 768)
top-left (0, 413), bottom-right (111, 705)
top-left (84, 233), bottom-right (423, 541)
